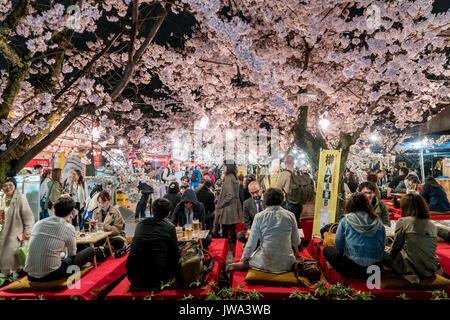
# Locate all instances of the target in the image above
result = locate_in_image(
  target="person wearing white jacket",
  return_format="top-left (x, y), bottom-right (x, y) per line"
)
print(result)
top-left (80, 185), bottom-right (103, 230)
top-left (64, 170), bottom-right (87, 226)
top-left (39, 169), bottom-right (52, 220)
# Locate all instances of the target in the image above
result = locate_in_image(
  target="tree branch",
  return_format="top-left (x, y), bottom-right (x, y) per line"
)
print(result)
top-left (0, 0), bottom-right (30, 36)
top-left (0, 35), bottom-right (22, 65)
top-left (111, 2), bottom-right (170, 101)
top-left (128, 0), bottom-right (140, 62)
top-left (53, 23), bottom-right (127, 101)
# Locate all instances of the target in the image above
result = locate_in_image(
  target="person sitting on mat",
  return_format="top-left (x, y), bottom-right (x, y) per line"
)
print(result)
top-left (171, 188), bottom-right (211, 248)
top-left (382, 193), bottom-right (445, 284)
top-left (87, 190), bottom-right (127, 252)
top-left (126, 198), bottom-right (180, 288)
top-left (226, 188), bottom-right (300, 274)
top-left (419, 177), bottom-right (450, 213)
top-left (24, 196), bottom-right (95, 282)
top-left (323, 193), bottom-right (385, 280)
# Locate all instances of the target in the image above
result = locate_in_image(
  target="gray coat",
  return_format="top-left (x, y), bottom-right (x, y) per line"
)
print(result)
top-left (0, 189), bottom-right (35, 275)
top-left (243, 197), bottom-right (265, 230)
top-left (388, 216), bottom-right (441, 284)
top-left (215, 174), bottom-right (243, 225)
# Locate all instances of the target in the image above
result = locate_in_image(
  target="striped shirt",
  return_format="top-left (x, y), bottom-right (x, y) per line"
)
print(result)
top-left (24, 216), bottom-right (77, 278)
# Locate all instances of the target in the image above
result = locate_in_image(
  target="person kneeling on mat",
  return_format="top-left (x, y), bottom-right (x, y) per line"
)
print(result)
top-left (126, 198), bottom-right (180, 288)
top-left (24, 196), bottom-right (95, 282)
top-left (323, 193), bottom-right (385, 280)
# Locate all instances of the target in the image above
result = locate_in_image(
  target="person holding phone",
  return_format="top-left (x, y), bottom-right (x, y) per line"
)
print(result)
top-left (0, 177), bottom-right (35, 280)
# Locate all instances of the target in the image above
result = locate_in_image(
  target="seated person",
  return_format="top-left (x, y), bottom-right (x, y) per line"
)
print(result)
top-left (180, 176), bottom-right (191, 190)
top-left (366, 174), bottom-right (381, 199)
top-left (237, 181), bottom-right (265, 244)
top-left (226, 188), bottom-right (300, 274)
top-left (163, 182), bottom-right (182, 217)
top-left (323, 193), bottom-right (385, 280)
top-left (171, 188), bottom-right (210, 247)
top-left (419, 177), bottom-right (450, 212)
top-left (195, 180), bottom-right (216, 231)
top-left (383, 193), bottom-right (444, 284)
top-left (179, 185), bottom-right (188, 195)
top-left (358, 182), bottom-right (390, 226)
top-left (126, 198), bottom-right (179, 288)
top-left (88, 190), bottom-right (127, 251)
top-left (394, 174), bottom-right (419, 194)
top-left (387, 167), bottom-right (409, 198)
top-left (24, 196), bottom-right (95, 282)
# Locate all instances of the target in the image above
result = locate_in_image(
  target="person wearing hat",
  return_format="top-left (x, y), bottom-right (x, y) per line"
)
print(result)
top-left (163, 181), bottom-right (182, 218)
top-left (0, 177), bottom-right (35, 281)
top-left (135, 162), bottom-right (154, 222)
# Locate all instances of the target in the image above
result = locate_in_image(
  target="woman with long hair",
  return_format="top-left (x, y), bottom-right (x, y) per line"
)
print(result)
top-left (0, 177), bottom-right (34, 281)
top-left (39, 169), bottom-right (52, 219)
top-left (419, 176), bottom-right (450, 212)
top-left (323, 192), bottom-right (385, 279)
top-left (45, 168), bottom-right (67, 216)
top-left (64, 169), bottom-right (88, 226)
top-left (383, 193), bottom-right (445, 283)
top-left (214, 160), bottom-right (243, 246)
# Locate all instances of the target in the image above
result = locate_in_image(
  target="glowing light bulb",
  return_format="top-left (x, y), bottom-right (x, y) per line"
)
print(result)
top-left (319, 119), bottom-right (330, 130)
top-left (370, 134), bottom-right (379, 142)
top-left (92, 127), bottom-right (100, 139)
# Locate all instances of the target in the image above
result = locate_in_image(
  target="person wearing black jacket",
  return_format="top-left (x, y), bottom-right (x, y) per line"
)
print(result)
top-left (171, 188), bottom-right (211, 247)
top-left (126, 198), bottom-right (179, 288)
top-left (164, 182), bottom-right (182, 217)
top-left (196, 180), bottom-right (215, 231)
top-left (135, 162), bottom-right (154, 221)
top-left (387, 167), bottom-right (409, 198)
top-left (171, 189), bottom-right (206, 227)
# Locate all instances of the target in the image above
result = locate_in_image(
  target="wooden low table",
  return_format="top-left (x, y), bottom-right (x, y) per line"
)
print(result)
top-left (177, 230), bottom-right (209, 249)
top-left (76, 231), bottom-right (113, 268)
top-left (390, 193), bottom-right (407, 208)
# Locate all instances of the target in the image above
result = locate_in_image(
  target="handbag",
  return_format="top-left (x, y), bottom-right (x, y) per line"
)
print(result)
top-left (177, 242), bottom-right (214, 288)
top-left (293, 256), bottom-right (322, 284)
top-left (322, 223), bottom-right (338, 247)
top-left (45, 181), bottom-right (56, 210)
top-left (16, 240), bottom-right (29, 266)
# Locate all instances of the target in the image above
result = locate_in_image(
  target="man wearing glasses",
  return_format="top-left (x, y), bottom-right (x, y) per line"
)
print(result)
top-left (237, 181), bottom-right (265, 244)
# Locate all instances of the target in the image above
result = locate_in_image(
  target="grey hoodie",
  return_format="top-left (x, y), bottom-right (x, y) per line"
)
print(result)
top-left (346, 211), bottom-right (383, 237)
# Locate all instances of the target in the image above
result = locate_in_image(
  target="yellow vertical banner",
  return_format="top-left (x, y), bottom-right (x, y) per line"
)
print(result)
top-left (59, 152), bottom-right (66, 169)
top-left (312, 149), bottom-right (342, 237)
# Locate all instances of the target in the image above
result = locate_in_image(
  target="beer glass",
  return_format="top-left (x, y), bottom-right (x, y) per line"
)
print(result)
top-left (193, 219), bottom-right (200, 233)
top-left (176, 226), bottom-right (183, 239)
top-left (185, 224), bottom-right (193, 240)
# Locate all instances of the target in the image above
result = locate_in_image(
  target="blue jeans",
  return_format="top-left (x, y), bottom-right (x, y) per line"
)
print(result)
top-left (136, 193), bottom-right (150, 218)
top-left (40, 199), bottom-right (49, 220)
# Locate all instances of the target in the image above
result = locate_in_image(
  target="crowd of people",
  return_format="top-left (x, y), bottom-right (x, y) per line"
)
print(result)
top-left (1, 157), bottom-right (449, 289)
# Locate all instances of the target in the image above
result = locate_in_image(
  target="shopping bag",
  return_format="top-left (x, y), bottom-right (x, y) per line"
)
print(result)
top-left (16, 241), bottom-right (29, 266)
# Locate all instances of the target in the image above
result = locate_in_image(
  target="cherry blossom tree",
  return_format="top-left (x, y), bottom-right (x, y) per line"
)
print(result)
top-left (0, 0), bottom-right (174, 181)
top-left (147, 0), bottom-right (449, 213)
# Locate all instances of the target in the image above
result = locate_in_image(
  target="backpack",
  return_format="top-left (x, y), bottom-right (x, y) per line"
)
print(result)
top-left (177, 242), bottom-right (214, 288)
top-left (286, 170), bottom-right (315, 205)
top-left (190, 171), bottom-right (199, 183)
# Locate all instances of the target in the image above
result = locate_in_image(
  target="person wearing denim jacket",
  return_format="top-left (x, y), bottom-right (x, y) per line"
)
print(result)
top-left (324, 193), bottom-right (385, 280)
